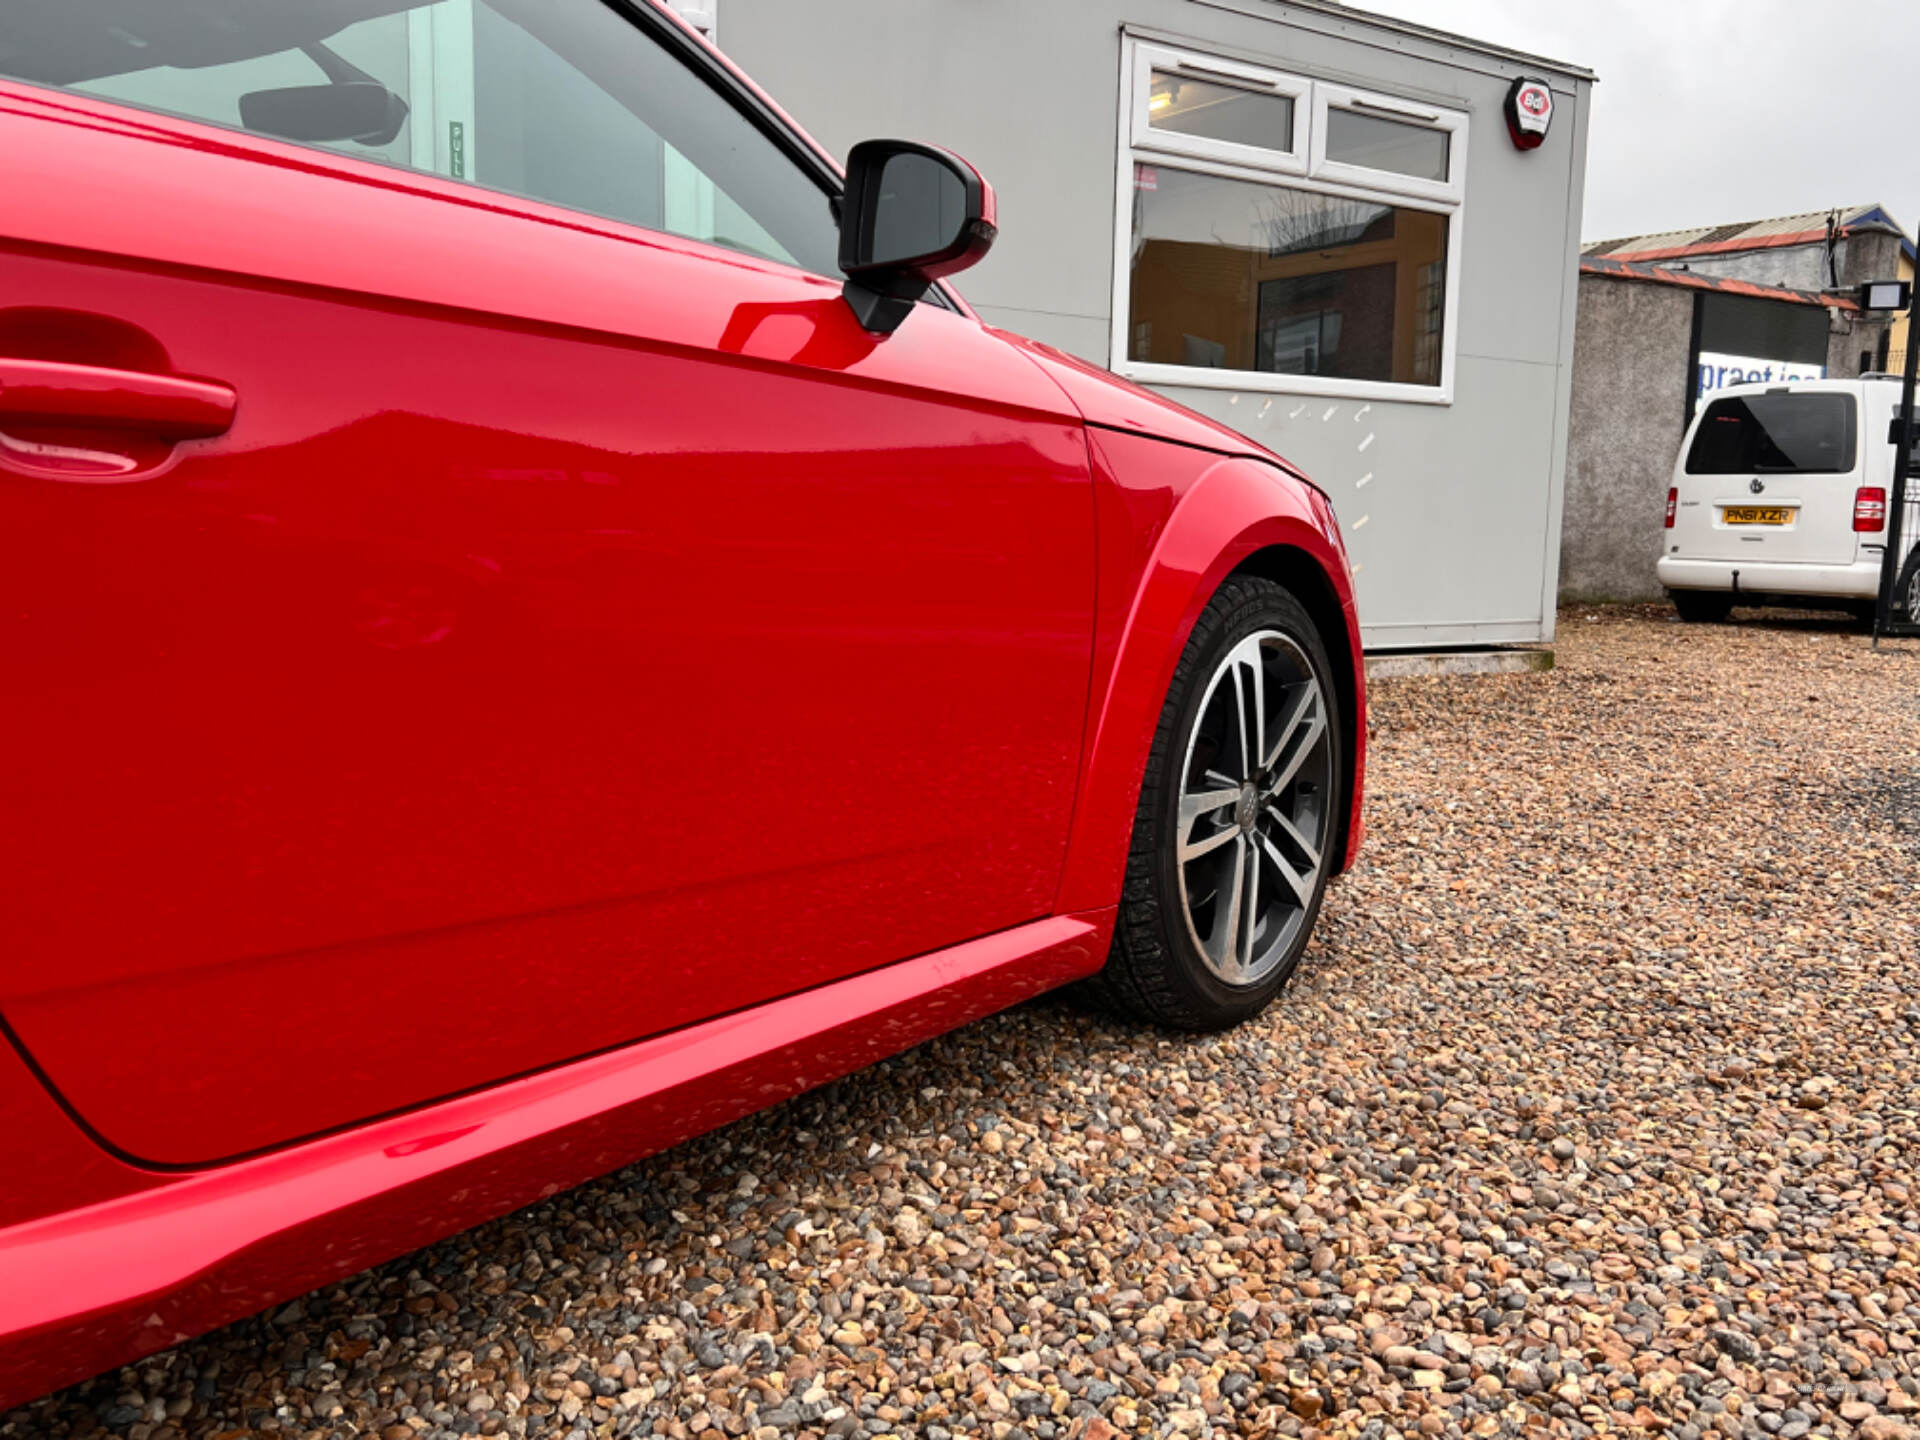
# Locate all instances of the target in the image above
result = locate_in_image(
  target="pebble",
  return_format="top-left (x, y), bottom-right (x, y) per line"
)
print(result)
top-left (7, 608), bottom-right (1919, 1440)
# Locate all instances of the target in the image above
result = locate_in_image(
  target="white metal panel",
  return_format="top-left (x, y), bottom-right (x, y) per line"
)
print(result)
top-left (1161, 353), bottom-right (1565, 647)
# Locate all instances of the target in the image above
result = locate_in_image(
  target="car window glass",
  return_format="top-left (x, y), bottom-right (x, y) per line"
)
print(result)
top-left (1686, 393), bottom-right (1857, 475)
top-left (0, 0), bottom-right (840, 277)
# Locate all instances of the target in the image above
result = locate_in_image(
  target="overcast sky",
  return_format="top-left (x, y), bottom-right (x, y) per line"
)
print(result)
top-left (1344, 0), bottom-right (1920, 246)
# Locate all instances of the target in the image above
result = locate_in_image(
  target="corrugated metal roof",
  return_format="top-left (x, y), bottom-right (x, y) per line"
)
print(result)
top-left (1583, 204), bottom-right (1913, 264)
top-left (1579, 256), bottom-right (1858, 310)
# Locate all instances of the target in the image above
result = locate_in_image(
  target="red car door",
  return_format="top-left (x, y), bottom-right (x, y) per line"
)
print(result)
top-left (0, 1), bottom-right (1093, 1163)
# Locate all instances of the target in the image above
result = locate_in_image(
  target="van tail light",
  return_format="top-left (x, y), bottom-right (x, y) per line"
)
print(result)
top-left (1855, 486), bottom-right (1887, 532)
top-left (1665, 488), bottom-right (1678, 528)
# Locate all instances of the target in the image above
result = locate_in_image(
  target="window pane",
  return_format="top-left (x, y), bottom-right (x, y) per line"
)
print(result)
top-left (5, 0), bottom-right (839, 276)
top-left (1686, 395), bottom-right (1857, 475)
top-left (1148, 70), bottom-right (1294, 152)
top-left (1324, 106), bottom-right (1449, 182)
top-left (1128, 167), bottom-right (1448, 385)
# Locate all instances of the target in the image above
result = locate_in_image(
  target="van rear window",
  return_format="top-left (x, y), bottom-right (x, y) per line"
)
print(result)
top-left (1686, 393), bottom-right (1856, 475)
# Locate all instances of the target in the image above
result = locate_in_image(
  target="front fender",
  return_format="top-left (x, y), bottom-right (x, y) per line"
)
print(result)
top-left (1054, 432), bottom-right (1365, 917)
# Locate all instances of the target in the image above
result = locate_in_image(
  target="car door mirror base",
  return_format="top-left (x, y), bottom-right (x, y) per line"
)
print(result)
top-left (841, 277), bottom-right (922, 336)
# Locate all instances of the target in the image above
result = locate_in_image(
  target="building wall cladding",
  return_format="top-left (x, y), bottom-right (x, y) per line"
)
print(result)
top-left (721, 0), bottom-right (1591, 650)
top-left (1560, 276), bottom-right (1693, 602)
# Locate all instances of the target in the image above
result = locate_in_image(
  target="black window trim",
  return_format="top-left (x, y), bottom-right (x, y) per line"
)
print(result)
top-left (594, 0), bottom-right (961, 311)
top-left (596, 0), bottom-right (838, 200)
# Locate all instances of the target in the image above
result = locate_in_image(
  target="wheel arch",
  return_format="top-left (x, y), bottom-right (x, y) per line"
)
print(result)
top-left (1229, 542), bottom-right (1362, 884)
top-left (1054, 448), bottom-right (1365, 917)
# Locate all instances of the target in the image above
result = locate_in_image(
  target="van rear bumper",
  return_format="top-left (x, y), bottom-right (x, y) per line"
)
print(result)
top-left (1656, 556), bottom-right (1880, 600)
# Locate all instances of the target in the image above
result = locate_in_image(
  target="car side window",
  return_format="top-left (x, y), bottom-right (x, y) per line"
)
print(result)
top-left (0, 0), bottom-right (841, 277)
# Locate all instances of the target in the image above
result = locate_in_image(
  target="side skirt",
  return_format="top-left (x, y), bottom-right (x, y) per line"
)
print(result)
top-left (0, 910), bottom-right (1111, 1409)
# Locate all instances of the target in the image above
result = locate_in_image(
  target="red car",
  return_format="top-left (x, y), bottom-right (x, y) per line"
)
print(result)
top-left (0, 0), bottom-right (1364, 1407)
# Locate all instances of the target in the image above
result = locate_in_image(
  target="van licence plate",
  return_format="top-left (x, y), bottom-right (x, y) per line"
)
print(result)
top-left (1722, 506), bottom-right (1792, 525)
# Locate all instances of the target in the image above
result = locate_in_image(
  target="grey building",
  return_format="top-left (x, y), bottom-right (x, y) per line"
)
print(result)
top-left (679, 0), bottom-right (1595, 652)
top-left (1562, 208), bottom-right (1909, 602)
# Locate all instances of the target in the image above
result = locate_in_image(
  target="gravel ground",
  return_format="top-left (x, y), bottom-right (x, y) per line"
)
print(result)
top-left (10, 605), bottom-right (1920, 1440)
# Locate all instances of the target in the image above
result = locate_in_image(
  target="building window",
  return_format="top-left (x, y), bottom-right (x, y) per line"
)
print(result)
top-left (1114, 39), bottom-right (1468, 403)
top-left (1131, 44), bottom-right (1309, 173)
top-left (1150, 71), bottom-right (1296, 151)
top-left (1312, 83), bottom-right (1463, 202)
top-left (1326, 107), bottom-right (1447, 180)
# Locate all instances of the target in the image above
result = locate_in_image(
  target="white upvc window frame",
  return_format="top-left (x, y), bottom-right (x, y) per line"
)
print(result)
top-left (1111, 35), bottom-right (1469, 406)
top-left (1130, 42), bottom-right (1309, 176)
top-left (1312, 80), bottom-right (1467, 206)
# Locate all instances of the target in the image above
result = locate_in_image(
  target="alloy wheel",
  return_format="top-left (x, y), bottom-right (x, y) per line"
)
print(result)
top-left (1173, 630), bottom-right (1333, 987)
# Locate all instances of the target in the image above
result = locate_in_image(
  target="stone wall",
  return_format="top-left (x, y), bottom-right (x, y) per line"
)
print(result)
top-left (1559, 276), bottom-right (1694, 602)
top-left (1681, 243), bottom-right (1830, 292)
top-left (1835, 230), bottom-right (1904, 374)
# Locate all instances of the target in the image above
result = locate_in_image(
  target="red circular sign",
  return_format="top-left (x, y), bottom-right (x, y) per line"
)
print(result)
top-left (1505, 77), bottom-right (1554, 150)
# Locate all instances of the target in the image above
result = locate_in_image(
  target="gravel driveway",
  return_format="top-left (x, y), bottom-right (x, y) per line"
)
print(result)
top-left (10, 607), bottom-right (1920, 1440)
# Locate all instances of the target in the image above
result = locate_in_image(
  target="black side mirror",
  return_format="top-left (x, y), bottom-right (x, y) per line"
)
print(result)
top-left (838, 140), bottom-right (997, 335)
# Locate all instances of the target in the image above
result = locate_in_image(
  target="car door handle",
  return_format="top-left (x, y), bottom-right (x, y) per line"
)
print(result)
top-left (0, 358), bottom-right (237, 440)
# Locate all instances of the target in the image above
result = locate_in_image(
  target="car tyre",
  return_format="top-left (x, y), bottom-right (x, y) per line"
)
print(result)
top-left (1896, 550), bottom-right (1920, 626)
top-left (1093, 575), bottom-right (1342, 1030)
top-left (1670, 589), bottom-right (1734, 624)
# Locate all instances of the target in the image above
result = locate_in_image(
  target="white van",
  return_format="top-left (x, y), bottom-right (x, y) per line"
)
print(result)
top-left (1659, 377), bottom-right (1920, 624)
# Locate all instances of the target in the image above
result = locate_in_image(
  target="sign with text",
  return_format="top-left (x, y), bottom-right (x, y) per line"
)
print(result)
top-left (1504, 77), bottom-right (1553, 150)
top-left (1696, 351), bottom-right (1825, 401)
